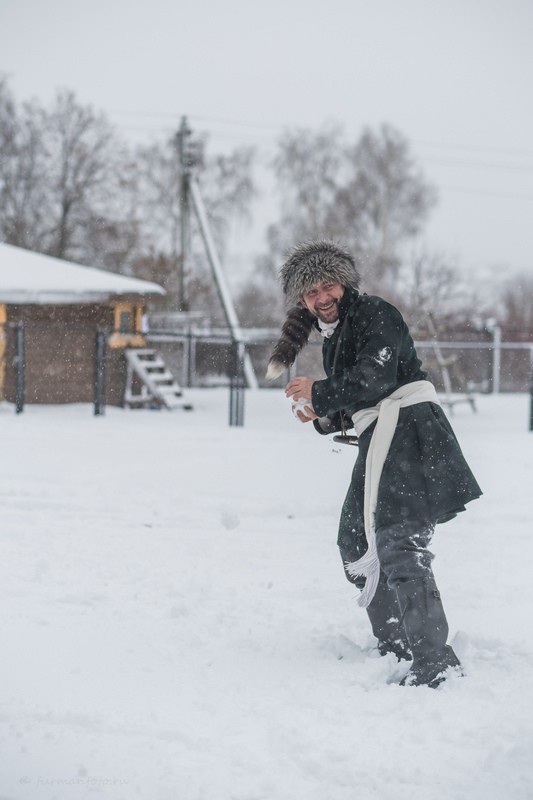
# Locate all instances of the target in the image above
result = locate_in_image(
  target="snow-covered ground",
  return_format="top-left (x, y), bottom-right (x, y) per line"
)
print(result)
top-left (1, 390), bottom-right (532, 800)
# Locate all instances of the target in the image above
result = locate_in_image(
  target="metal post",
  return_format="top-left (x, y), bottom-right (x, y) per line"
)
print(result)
top-left (14, 321), bottom-right (25, 414)
top-left (94, 328), bottom-right (107, 416)
top-left (492, 324), bottom-right (502, 394)
top-left (229, 340), bottom-right (245, 427)
top-left (182, 330), bottom-right (190, 388)
top-left (529, 346), bottom-right (533, 432)
top-left (177, 116), bottom-right (192, 312)
top-left (185, 329), bottom-right (197, 388)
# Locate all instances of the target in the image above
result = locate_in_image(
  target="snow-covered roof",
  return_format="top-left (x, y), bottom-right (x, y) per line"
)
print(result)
top-left (0, 242), bottom-right (165, 304)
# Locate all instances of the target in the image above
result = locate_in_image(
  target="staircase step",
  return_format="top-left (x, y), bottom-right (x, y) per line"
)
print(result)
top-left (157, 387), bottom-right (183, 397)
top-left (124, 348), bottom-right (192, 411)
top-left (146, 371), bottom-right (175, 382)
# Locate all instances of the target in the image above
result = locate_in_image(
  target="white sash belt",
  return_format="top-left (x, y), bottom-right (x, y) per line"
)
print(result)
top-left (345, 380), bottom-right (440, 608)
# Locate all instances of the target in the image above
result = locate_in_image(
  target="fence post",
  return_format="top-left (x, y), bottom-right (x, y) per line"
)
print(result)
top-left (229, 340), bottom-right (245, 427)
top-left (94, 328), bottom-right (107, 416)
top-left (529, 346), bottom-right (533, 432)
top-left (491, 324), bottom-right (502, 394)
top-left (14, 321), bottom-right (25, 414)
top-left (186, 329), bottom-right (196, 387)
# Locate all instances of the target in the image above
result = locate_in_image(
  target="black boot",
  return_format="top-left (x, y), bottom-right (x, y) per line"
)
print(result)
top-left (395, 576), bottom-right (462, 687)
top-left (366, 573), bottom-right (412, 661)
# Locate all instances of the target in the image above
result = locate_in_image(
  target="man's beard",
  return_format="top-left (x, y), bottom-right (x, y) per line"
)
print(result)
top-left (315, 299), bottom-right (340, 323)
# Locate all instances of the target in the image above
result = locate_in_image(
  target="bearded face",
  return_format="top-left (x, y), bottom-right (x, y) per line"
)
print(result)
top-left (301, 281), bottom-right (345, 323)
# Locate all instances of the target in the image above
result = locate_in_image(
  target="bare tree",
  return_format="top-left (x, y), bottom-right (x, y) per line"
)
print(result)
top-left (397, 249), bottom-right (464, 325)
top-left (199, 146), bottom-right (256, 242)
top-left (261, 122), bottom-right (437, 298)
top-left (498, 272), bottom-right (533, 336)
top-left (274, 123), bottom-right (344, 236)
top-left (263, 123), bottom-right (345, 269)
top-left (41, 89), bottom-right (138, 265)
top-left (0, 81), bottom-right (139, 268)
top-left (0, 79), bottom-right (255, 315)
top-left (330, 124), bottom-right (437, 291)
top-left (0, 79), bottom-right (50, 251)
top-left (134, 135), bottom-right (186, 259)
top-left (133, 133), bottom-right (256, 311)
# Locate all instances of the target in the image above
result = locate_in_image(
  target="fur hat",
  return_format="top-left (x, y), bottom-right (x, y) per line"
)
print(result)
top-left (280, 240), bottom-right (360, 306)
top-left (266, 240), bottom-right (360, 379)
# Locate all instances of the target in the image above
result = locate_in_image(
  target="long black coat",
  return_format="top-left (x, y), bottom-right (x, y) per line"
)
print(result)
top-left (310, 288), bottom-right (482, 559)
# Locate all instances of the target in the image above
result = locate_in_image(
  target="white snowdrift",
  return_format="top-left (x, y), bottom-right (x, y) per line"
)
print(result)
top-left (0, 390), bottom-right (532, 799)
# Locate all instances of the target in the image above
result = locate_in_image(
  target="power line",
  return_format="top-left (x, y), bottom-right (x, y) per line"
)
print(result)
top-left (112, 110), bottom-right (533, 157)
top-left (189, 115), bottom-right (284, 132)
top-left (420, 155), bottom-right (533, 173)
top-left (414, 139), bottom-right (533, 159)
top-left (440, 186), bottom-right (533, 201)
top-left (109, 109), bottom-right (533, 162)
top-left (109, 109), bottom-right (283, 132)
top-left (108, 110), bottom-right (533, 192)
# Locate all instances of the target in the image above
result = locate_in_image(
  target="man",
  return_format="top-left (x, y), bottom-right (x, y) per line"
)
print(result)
top-left (267, 240), bottom-right (481, 688)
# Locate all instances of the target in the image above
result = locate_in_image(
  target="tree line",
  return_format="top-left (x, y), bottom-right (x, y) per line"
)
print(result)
top-left (0, 77), bottom-right (531, 339)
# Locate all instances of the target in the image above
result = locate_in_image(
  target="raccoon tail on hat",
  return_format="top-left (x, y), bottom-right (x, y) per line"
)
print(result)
top-left (266, 305), bottom-right (315, 380)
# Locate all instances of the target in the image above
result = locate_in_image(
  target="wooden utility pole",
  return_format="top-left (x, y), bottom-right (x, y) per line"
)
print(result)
top-left (176, 117), bottom-right (258, 391)
top-left (176, 116), bottom-right (192, 311)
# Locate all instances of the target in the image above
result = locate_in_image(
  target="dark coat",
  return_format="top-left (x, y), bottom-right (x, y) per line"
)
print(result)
top-left (310, 288), bottom-right (482, 557)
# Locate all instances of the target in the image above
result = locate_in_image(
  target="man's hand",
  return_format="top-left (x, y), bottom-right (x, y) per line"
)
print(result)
top-left (285, 376), bottom-right (315, 402)
top-left (292, 398), bottom-right (317, 422)
top-left (285, 377), bottom-right (318, 422)
top-left (294, 407), bottom-right (316, 422)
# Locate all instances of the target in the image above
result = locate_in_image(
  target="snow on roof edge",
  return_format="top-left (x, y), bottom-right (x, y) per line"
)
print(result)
top-left (0, 290), bottom-right (163, 305)
top-left (0, 242), bottom-right (166, 303)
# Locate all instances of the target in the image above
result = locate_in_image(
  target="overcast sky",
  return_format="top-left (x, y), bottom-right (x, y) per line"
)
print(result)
top-left (1, 0), bottom-right (532, 283)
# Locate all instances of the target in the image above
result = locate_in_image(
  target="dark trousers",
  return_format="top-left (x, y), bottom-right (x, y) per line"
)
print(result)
top-left (340, 519), bottom-right (436, 589)
top-left (375, 519), bottom-right (436, 587)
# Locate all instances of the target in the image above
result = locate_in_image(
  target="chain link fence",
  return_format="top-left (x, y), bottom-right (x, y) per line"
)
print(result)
top-left (146, 327), bottom-right (533, 395)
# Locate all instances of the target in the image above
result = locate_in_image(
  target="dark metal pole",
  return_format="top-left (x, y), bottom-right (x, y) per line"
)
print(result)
top-left (529, 347), bottom-right (533, 431)
top-left (229, 340), bottom-right (245, 427)
top-left (94, 328), bottom-right (107, 416)
top-left (186, 329), bottom-right (195, 388)
top-left (177, 116), bottom-right (192, 312)
top-left (14, 321), bottom-right (25, 414)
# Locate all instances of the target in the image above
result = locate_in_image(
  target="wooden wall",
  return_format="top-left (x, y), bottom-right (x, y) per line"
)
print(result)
top-left (1, 303), bottom-right (136, 405)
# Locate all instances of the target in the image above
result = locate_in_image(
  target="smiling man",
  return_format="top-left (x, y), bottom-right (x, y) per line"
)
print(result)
top-left (267, 240), bottom-right (482, 688)
top-left (301, 280), bottom-right (345, 323)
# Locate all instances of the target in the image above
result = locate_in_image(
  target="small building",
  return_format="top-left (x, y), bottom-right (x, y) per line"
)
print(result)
top-left (0, 243), bottom-right (165, 405)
